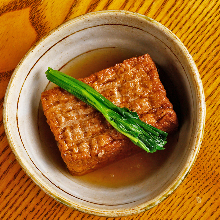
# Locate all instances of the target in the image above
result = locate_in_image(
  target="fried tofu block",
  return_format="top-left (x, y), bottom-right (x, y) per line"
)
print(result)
top-left (41, 54), bottom-right (178, 175)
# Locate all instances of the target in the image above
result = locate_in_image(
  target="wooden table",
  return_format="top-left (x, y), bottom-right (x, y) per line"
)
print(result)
top-left (0, 0), bottom-right (219, 219)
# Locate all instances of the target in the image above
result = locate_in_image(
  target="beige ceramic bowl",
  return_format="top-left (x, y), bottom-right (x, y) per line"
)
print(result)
top-left (3, 10), bottom-right (206, 217)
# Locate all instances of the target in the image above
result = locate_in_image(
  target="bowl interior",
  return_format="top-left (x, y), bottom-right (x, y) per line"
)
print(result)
top-left (3, 11), bottom-right (205, 216)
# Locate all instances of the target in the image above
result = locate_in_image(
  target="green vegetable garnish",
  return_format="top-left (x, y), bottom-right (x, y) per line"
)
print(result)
top-left (45, 67), bottom-right (168, 153)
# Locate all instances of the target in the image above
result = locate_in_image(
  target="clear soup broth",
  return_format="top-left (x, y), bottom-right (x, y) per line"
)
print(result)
top-left (39, 47), bottom-right (179, 188)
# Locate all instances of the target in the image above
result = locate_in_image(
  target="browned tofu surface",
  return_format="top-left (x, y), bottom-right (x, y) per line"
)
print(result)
top-left (41, 54), bottom-right (178, 175)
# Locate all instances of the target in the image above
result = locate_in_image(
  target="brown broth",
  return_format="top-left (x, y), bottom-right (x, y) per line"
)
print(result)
top-left (60, 47), bottom-right (140, 78)
top-left (40, 47), bottom-right (179, 188)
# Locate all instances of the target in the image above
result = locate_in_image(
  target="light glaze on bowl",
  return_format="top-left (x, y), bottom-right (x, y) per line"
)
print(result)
top-left (3, 10), bottom-right (206, 217)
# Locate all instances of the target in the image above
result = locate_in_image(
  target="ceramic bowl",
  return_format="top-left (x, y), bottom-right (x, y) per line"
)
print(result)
top-left (3, 10), bottom-right (206, 217)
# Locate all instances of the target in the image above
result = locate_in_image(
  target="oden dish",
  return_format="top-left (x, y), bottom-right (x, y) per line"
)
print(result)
top-left (3, 10), bottom-right (206, 217)
top-left (41, 54), bottom-right (178, 176)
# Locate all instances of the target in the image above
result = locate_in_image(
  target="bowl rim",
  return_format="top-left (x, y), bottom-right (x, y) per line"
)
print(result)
top-left (3, 10), bottom-right (206, 217)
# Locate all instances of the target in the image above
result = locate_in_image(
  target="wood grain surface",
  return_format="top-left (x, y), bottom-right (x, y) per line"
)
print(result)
top-left (0, 0), bottom-right (219, 219)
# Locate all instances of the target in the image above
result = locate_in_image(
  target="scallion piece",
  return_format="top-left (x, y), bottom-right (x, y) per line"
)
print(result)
top-left (45, 67), bottom-right (168, 153)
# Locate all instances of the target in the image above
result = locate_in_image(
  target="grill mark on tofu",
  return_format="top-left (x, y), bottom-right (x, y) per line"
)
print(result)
top-left (41, 54), bottom-right (178, 175)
